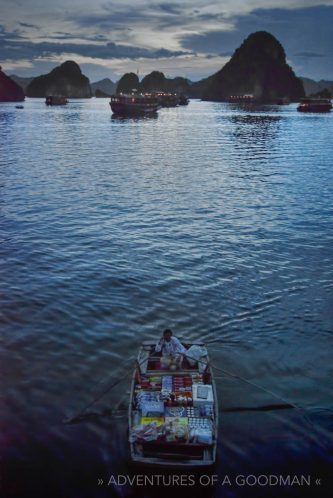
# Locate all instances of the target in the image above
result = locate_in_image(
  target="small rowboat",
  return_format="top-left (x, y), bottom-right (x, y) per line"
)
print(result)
top-left (128, 340), bottom-right (218, 467)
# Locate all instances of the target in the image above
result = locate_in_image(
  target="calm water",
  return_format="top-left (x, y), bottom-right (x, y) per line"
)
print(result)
top-left (1, 98), bottom-right (332, 498)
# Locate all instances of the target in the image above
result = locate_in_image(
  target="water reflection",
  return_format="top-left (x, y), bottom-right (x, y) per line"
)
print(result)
top-left (111, 113), bottom-right (158, 122)
top-left (229, 114), bottom-right (281, 149)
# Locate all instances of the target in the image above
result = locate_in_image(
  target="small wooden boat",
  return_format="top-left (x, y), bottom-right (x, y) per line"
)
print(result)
top-left (297, 98), bottom-right (332, 113)
top-left (110, 93), bottom-right (160, 116)
top-left (128, 340), bottom-right (218, 467)
top-left (45, 95), bottom-right (68, 106)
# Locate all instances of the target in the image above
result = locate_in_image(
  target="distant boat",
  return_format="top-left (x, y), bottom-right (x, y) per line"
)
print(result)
top-left (129, 340), bottom-right (218, 467)
top-left (297, 98), bottom-right (332, 113)
top-left (178, 94), bottom-right (189, 106)
top-left (45, 95), bottom-right (68, 106)
top-left (151, 92), bottom-right (179, 108)
top-left (228, 94), bottom-right (256, 103)
top-left (110, 93), bottom-right (160, 116)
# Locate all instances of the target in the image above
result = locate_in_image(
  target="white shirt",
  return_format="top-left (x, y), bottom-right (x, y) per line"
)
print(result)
top-left (155, 336), bottom-right (186, 356)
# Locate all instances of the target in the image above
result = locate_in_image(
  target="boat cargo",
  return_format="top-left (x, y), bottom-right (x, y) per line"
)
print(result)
top-left (297, 98), bottom-right (332, 113)
top-left (128, 340), bottom-right (218, 467)
top-left (110, 93), bottom-right (160, 116)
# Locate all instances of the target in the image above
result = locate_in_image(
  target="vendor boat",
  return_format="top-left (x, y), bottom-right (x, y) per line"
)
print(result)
top-left (297, 98), bottom-right (332, 113)
top-left (110, 93), bottom-right (160, 116)
top-left (129, 340), bottom-right (218, 467)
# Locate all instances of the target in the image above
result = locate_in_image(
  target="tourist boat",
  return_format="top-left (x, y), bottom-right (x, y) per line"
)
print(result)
top-left (151, 92), bottom-right (179, 108)
top-left (45, 95), bottom-right (68, 106)
top-left (297, 98), bottom-right (332, 113)
top-left (228, 94), bottom-right (255, 103)
top-left (128, 340), bottom-right (218, 467)
top-left (110, 93), bottom-right (160, 116)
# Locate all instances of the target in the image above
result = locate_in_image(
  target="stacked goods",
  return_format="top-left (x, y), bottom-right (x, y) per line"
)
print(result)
top-left (187, 406), bottom-right (200, 417)
top-left (173, 376), bottom-right (192, 391)
top-left (165, 417), bottom-right (188, 442)
top-left (191, 373), bottom-right (204, 384)
top-left (137, 375), bottom-right (162, 389)
top-left (130, 373), bottom-right (215, 445)
top-left (165, 406), bottom-right (187, 417)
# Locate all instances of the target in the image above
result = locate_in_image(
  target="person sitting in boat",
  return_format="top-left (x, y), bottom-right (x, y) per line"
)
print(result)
top-left (155, 329), bottom-right (186, 369)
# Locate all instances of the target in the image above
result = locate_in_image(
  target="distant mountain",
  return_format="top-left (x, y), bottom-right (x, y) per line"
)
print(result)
top-left (0, 67), bottom-right (25, 102)
top-left (9, 75), bottom-right (34, 93)
top-left (116, 72), bottom-right (140, 93)
top-left (91, 78), bottom-right (116, 96)
top-left (197, 31), bottom-right (304, 103)
top-left (139, 71), bottom-right (191, 94)
top-left (300, 77), bottom-right (333, 96)
top-left (26, 61), bottom-right (92, 98)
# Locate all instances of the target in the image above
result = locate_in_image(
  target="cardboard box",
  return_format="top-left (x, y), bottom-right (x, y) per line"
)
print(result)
top-left (192, 384), bottom-right (214, 407)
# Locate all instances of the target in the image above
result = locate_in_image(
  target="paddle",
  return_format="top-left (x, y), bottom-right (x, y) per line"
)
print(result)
top-left (64, 355), bottom-right (148, 424)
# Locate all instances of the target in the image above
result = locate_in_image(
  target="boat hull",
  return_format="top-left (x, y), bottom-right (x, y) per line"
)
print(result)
top-left (297, 104), bottom-right (332, 113)
top-left (297, 99), bottom-right (332, 113)
top-left (110, 93), bottom-right (160, 116)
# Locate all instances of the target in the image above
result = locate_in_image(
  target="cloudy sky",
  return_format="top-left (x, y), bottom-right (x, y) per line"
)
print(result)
top-left (1, 0), bottom-right (333, 82)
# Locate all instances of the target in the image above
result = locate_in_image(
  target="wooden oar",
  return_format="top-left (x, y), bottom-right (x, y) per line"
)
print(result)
top-left (64, 355), bottom-right (147, 424)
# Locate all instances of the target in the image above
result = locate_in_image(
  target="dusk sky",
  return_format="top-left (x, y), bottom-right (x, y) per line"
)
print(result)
top-left (1, 0), bottom-right (333, 82)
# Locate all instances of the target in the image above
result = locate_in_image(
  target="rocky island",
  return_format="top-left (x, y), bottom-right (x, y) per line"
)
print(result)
top-left (193, 31), bottom-right (304, 103)
top-left (0, 67), bottom-right (25, 102)
top-left (26, 61), bottom-right (92, 98)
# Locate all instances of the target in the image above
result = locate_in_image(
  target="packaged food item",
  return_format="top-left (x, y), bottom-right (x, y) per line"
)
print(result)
top-left (165, 417), bottom-right (189, 442)
top-left (192, 384), bottom-right (213, 408)
top-left (136, 390), bottom-right (160, 409)
top-left (186, 406), bottom-right (200, 417)
top-left (201, 404), bottom-right (214, 418)
top-left (165, 406), bottom-right (187, 417)
top-left (165, 417), bottom-right (188, 426)
top-left (189, 427), bottom-right (213, 445)
top-left (174, 391), bottom-right (193, 406)
top-left (129, 422), bottom-right (163, 443)
top-left (191, 373), bottom-right (204, 384)
top-left (188, 417), bottom-right (212, 430)
top-left (141, 400), bottom-right (165, 417)
top-left (140, 417), bottom-right (165, 426)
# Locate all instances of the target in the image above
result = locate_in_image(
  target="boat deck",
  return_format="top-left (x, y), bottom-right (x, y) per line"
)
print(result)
top-left (129, 341), bottom-right (218, 467)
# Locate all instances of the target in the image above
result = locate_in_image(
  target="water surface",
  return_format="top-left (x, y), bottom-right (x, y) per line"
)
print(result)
top-left (1, 98), bottom-right (332, 497)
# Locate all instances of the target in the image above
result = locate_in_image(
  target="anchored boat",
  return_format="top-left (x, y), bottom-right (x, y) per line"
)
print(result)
top-left (45, 95), bottom-right (68, 106)
top-left (110, 93), bottom-right (160, 116)
top-left (297, 98), bottom-right (332, 113)
top-left (128, 340), bottom-right (218, 467)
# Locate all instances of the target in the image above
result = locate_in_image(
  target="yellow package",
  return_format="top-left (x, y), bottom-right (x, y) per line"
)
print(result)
top-left (140, 417), bottom-right (165, 426)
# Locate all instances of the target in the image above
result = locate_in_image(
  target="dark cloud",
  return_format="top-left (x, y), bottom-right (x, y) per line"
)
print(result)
top-left (19, 22), bottom-right (39, 29)
top-left (0, 35), bottom-right (192, 62)
top-left (158, 3), bottom-right (182, 15)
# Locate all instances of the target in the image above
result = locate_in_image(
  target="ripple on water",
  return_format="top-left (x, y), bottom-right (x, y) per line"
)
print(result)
top-left (0, 99), bottom-right (332, 496)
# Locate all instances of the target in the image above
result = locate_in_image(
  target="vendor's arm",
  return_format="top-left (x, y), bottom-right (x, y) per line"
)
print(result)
top-left (174, 337), bottom-right (186, 354)
top-left (155, 339), bottom-right (164, 353)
